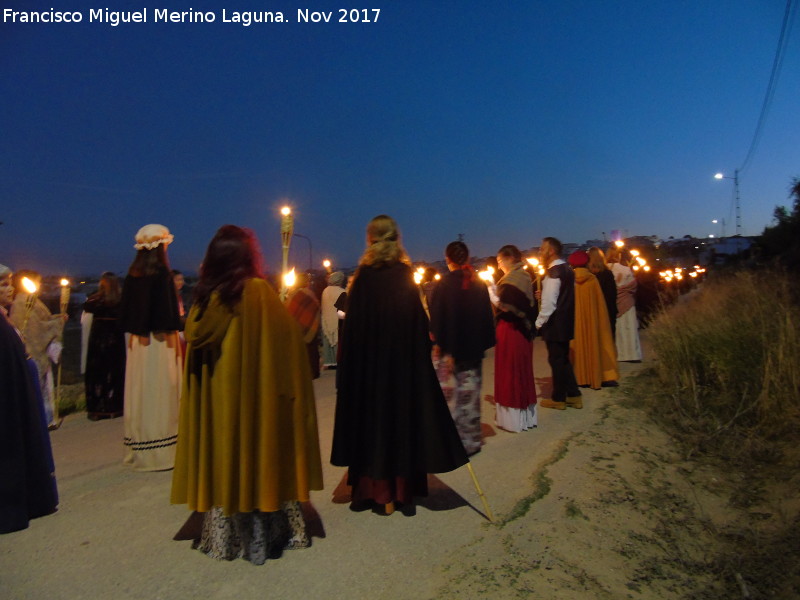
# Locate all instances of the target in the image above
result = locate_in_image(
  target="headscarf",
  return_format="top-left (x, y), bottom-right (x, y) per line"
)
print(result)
top-left (328, 271), bottom-right (346, 287)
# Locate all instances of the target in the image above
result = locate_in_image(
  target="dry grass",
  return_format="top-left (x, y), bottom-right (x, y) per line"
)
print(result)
top-left (628, 269), bottom-right (800, 599)
top-left (645, 269), bottom-right (800, 461)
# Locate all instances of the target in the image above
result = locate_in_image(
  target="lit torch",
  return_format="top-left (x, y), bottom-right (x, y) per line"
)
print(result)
top-left (60, 278), bottom-right (70, 314)
top-left (283, 267), bottom-right (296, 291)
top-left (20, 276), bottom-right (38, 334)
top-left (54, 278), bottom-right (71, 428)
top-left (280, 205), bottom-right (294, 301)
top-left (527, 257), bottom-right (543, 308)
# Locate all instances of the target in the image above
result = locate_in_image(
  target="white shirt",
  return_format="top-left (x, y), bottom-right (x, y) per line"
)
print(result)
top-left (535, 258), bottom-right (564, 330)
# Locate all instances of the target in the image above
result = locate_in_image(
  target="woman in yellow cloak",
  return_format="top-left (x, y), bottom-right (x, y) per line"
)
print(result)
top-left (171, 225), bottom-right (323, 564)
top-left (568, 250), bottom-right (619, 390)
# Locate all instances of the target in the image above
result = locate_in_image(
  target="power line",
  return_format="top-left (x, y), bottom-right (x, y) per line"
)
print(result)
top-left (738, 0), bottom-right (798, 174)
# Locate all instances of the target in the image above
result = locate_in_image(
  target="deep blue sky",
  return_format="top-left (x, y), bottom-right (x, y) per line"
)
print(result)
top-left (2, 1), bottom-right (798, 276)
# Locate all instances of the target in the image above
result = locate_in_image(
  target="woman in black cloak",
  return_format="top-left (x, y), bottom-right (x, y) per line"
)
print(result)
top-left (1, 264), bottom-right (59, 534)
top-left (83, 272), bottom-right (126, 420)
top-left (331, 215), bottom-right (468, 514)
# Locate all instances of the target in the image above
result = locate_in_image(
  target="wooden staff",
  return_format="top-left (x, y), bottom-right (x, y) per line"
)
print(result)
top-left (53, 279), bottom-right (70, 428)
top-left (466, 462), bottom-right (494, 522)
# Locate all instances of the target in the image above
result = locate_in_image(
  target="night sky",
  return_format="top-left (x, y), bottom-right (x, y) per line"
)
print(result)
top-left (2, 1), bottom-right (798, 276)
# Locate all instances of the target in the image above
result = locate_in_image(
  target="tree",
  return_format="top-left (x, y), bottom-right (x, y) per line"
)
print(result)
top-left (758, 176), bottom-right (800, 270)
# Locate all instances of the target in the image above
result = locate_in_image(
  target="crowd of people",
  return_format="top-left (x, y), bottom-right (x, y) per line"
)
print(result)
top-left (1, 216), bottom-right (643, 562)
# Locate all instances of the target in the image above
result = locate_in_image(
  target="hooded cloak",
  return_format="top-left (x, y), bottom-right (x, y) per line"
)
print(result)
top-left (171, 278), bottom-right (323, 515)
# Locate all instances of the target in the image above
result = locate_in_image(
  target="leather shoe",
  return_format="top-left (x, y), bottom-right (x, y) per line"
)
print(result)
top-left (539, 398), bottom-right (566, 410)
top-left (566, 395), bottom-right (583, 409)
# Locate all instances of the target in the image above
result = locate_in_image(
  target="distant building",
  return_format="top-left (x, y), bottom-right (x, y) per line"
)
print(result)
top-left (702, 236), bottom-right (754, 265)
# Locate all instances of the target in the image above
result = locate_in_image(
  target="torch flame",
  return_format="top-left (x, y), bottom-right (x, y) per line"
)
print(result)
top-left (60, 278), bottom-right (69, 287)
top-left (283, 268), bottom-right (296, 288)
top-left (21, 276), bottom-right (38, 294)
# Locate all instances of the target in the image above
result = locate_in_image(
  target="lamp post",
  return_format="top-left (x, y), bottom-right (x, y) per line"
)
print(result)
top-left (293, 232), bottom-right (313, 271)
top-left (711, 218), bottom-right (726, 238)
top-left (714, 170), bottom-right (740, 236)
top-left (280, 206), bottom-right (293, 301)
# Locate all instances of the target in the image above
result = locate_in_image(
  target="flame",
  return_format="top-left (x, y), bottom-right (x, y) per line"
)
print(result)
top-left (60, 278), bottom-right (70, 287)
top-left (413, 271), bottom-right (423, 285)
top-left (526, 257), bottom-right (539, 267)
top-left (322, 259), bottom-right (331, 269)
top-left (21, 276), bottom-right (38, 294)
top-left (614, 240), bottom-right (625, 248)
top-left (283, 268), bottom-right (296, 288)
top-left (630, 249), bottom-right (640, 257)
top-left (434, 273), bottom-right (441, 281)
top-left (280, 206), bottom-right (291, 216)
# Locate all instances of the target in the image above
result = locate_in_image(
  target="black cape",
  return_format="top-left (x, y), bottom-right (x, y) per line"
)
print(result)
top-left (429, 268), bottom-right (496, 364)
top-left (0, 315), bottom-right (59, 534)
top-left (331, 262), bottom-right (468, 481)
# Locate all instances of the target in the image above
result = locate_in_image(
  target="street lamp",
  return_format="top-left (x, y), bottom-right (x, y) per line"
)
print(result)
top-left (711, 218), bottom-right (726, 238)
top-left (292, 232), bottom-right (313, 271)
top-left (714, 170), bottom-right (740, 236)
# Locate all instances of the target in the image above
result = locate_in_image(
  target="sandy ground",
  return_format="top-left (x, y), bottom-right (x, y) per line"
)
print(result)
top-left (0, 336), bottom-right (739, 599)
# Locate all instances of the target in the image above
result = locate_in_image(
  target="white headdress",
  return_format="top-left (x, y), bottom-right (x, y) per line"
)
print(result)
top-left (134, 224), bottom-right (174, 250)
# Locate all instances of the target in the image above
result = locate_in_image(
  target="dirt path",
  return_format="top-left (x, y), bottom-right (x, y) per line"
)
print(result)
top-left (0, 336), bottom-right (740, 599)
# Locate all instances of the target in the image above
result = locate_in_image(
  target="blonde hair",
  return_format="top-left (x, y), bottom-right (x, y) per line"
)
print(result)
top-left (606, 246), bottom-right (630, 267)
top-left (587, 247), bottom-right (609, 274)
top-left (358, 215), bottom-right (411, 267)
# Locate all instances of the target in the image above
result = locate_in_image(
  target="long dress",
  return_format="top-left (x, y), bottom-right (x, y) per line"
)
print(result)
top-left (320, 284), bottom-right (345, 367)
top-left (119, 266), bottom-right (182, 471)
top-left (570, 268), bottom-right (619, 389)
top-left (493, 264), bottom-right (538, 432)
top-left (0, 312), bottom-right (59, 534)
top-left (83, 296), bottom-right (125, 419)
top-left (609, 263), bottom-right (643, 361)
top-left (171, 278), bottom-right (323, 564)
top-left (429, 268), bottom-right (496, 455)
top-left (8, 293), bottom-right (64, 427)
top-left (331, 262), bottom-right (469, 504)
